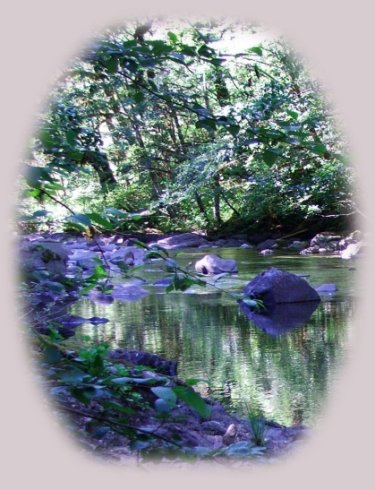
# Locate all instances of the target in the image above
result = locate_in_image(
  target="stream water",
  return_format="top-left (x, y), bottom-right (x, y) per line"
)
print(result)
top-left (68, 247), bottom-right (357, 426)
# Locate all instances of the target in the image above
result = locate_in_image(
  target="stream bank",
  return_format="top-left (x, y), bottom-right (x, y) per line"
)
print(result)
top-left (20, 230), bottom-right (357, 463)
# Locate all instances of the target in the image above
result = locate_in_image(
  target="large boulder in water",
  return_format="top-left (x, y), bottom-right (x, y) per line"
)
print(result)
top-left (243, 267), bottom-right (320, 307)
top-left (194, 254), bottom-right (238, 274)
top-left (156, 233), bottom-right (208, 250)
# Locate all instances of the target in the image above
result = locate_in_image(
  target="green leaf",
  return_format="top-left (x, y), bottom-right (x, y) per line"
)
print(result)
top-left (167, 31), bottom-right (178, 43)
top-left (105, 57), bottom-right (118, 74)
top-left (69, 213), bottom-right (92, 227)
top-left (32, 210), bottom-right (49, 218)
top-left (43, 345), bottom-right (62, 364)
top-left (184, 378), bottom-right (209, 386)
top-left (100, 400), bottom-right (135, 416)
top-left (286, 110), bottom-right (298, 120)
top-left (248, 46), bottom-right (263, 56)
top-left (88, 212), bottom-right (114, 230)
top-left (196, 118), bottom-right (217, 131)
top-left (25, 165), bottom-right (55, 188)
top-left (65, 129), bottom-right (77, 146)
top-left (70, 386), bottom-right (100, 404)
top-left (132, 91), bottom-right (145, 104)
top-left (145, 251), bottom-right (163, 259)
top-left (310, 143), bottom-right (327, 155)
top-left (226, 124), bottom-right (241, 137)
top-left (172, 386), bottom-right (211, 418)
top-left (38, 128), bottom-right (56, 149)
top-left (150, 40), bottom-right (173, 56)
top-left (59, 368), bottom-right (88, 385)
top-left (151, 386), bottom-right (177, 406)
top-left (262, 149), bottom-right (281, 165)
top-left (104, 207), bottom-right (128, 218)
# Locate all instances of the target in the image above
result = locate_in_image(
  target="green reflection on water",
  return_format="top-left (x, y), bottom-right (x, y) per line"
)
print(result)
top-left (68, 248), bottom-right (357, 426)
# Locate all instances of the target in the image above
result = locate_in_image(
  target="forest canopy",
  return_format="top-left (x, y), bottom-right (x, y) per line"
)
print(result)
top-left (20, 19), bottom-right (355, 238)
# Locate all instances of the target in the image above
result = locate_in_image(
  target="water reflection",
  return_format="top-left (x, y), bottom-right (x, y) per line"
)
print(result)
top-left (239, 300), bottom-right (321, 335)
top-left (67, 249), bottom-right (355, 426)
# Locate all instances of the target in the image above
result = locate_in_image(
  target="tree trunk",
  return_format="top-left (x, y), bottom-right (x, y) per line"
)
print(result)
top-left (213, 174), bottom-right (222, 225)
top-left (84, 149), bottom-right (117, 192)
top-left (194, 191), bottom-right (210, 223)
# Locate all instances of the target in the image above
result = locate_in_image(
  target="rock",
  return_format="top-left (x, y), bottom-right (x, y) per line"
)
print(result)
top-left (223, 423), bottom-right (238, 445)
top-left (339, 230), bottom-right (362, 250)
top-left (211, 238), bottom-right (244, 247)
top-left (105, 246), bottom-right (146, 266)
top-left (340, 242), bottom-right (362, 259)
top-left (257, 239), bottom-right (277, 251)
top-left (243, 267), bottom-right (321, 307)
top-left (310, 232), bottom-right (342, 248)
top-left (89, 316), bottom-right (109, 324)
top-left (194, 254), bottom-right (238, 274)
top-left (201, 420), bottom-right (227, 435)
top-left (59, 315), bottom-right (86, 327)
top-left (315, 283), bottom-right (337, 293)
top-left (287, 240), bottom-right (307, 251)
top-left (21, 240), bottom-right (69, 276)
top-left (240, 243), bottom-right (253, 249)
top-left (111, 282), bottom-right (149, 302)
top-left (259, 249), bottom-right (274, 256)
top-left (156, 233), bottom-right (208, 250)
top-left (298, 232), bottom-right (344, 256)
top-left (88, 290), bottom-right (114, 304)
top-left (153, 277), bottom-right (173, 287)
top-left (108, 349), bottom-right (178, 376)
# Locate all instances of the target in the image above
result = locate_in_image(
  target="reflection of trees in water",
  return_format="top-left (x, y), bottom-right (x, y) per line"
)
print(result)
top-left (69, 293), bottom-right (353, 426)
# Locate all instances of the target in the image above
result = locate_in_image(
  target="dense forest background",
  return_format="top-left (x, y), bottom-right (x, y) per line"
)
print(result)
top-left (20, 19), bottom-right (355, 238)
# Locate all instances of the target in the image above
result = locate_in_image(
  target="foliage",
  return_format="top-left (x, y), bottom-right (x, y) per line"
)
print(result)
top-left (247, 409), bottom-right (266, 447)
top-left (20, 19), bottom-right (354, 236)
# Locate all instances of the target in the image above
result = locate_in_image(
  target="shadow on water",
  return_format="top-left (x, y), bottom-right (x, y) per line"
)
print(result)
top-left (67, 248), bottom-right (356, 426)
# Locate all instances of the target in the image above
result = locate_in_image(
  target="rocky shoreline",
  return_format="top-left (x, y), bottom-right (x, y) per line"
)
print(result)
top-left (47, 347), bottom-right (308, 463)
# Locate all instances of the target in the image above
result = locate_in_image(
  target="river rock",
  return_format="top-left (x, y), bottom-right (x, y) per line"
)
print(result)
top-left (340, 242), bottom-right (362, 259)
top-left (287, 240), bottom-right (307, 251)
top-left (315, 283), bottom-right (337, 293)
top-left (259, 249), bottom-right (274, 256)
top-left (211, 238), bottom-right (244, 247)
top-left (243, 267), bottom-right (321, 307)
top-left (111, 281), bottom-right (149, 301)
top-left (194, 254), bottom-right (238, 274)
top-left (21, 240), bottom-right (69, 276)
top-left (155, 233), bottom-right (208, 250)
top-left (59, 315), bottom-right (86, 327)
top-left (310, 232), bottom-right (342, 248)
top-left (257, 239), bottom-right (277, 251)
top-left (89, 316), bottom-right (109, 324)
top-left (108, 349), bottom-right (178, 376)
top-left (105, 246), bottom-right (146, 266)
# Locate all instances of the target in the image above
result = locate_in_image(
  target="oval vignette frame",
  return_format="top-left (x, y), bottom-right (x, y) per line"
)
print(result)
top-left (1, 0), bottom-right (375, 489)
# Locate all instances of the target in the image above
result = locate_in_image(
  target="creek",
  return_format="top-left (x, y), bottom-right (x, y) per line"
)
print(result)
top-left (67, 247), bottom-right (357, 426)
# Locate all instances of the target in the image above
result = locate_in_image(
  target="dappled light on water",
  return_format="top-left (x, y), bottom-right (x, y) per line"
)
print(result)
top-left (68, 248), bottom-right (355, 426)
